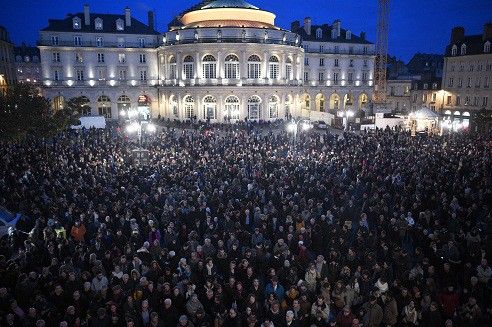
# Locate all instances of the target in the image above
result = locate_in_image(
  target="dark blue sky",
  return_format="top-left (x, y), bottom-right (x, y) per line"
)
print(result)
top-left (1, 0), bottom-right (490, 62)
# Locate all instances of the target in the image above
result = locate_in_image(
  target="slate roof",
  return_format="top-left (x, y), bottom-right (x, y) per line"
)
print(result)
top-left (202, 0), bottom-right (259, 10)
top-left (14, 46), bottom-right (40, 58)
top-left (42, 13), bottom-right (159, 35)
top-left (293, 24), bottom-right (372, 44)
top-left (445, 34), bottom-right (492, 57)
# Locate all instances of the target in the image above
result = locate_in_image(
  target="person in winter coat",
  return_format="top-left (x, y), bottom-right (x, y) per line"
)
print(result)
top-left (310, 295), bottom-right (330, 323)
top-left (336, 306), bottom-right (356, 327)
top-left (362, 296), bottom-right (383, 327)
top-left (70, 221), bottom-right (86, 242)
top-left (401, 301), bottom-right (418, 326)
top-left (304, 264), bottom-right (318, 293)
top-left (382, 292), bottom-right (398, 326)
top-left (439, 286), bottom-right (459, 319)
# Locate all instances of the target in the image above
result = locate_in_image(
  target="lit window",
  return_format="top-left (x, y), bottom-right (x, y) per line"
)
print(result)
top-left (183, 55), bottom-right (194, 79)
top-left (247, 55), bottom-right (261, 79)
top-left (224, 54), bottom-right (239, 79)
top-left (269, 56), bottom-right (279, 79)
top-left (460, 44), bottom-right (466, 55)
top-left (202, 55), bottom-right (217, 79)
top-left (451, 45), bottom-right (457, 56)
top-left (73, 17), bottom-right (81, 30)
top-left (118, 53), bottom-right (126, 63)
top-left (95, 18), bottom-right (103, 30)
top-left (485, 41), bottom-right (491, 53)
top-left (116, 19), bottom-right (124, 31)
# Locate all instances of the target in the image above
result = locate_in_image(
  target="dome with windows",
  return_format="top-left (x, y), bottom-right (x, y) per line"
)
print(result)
top-left (179, 0), bottom-right (276, 29)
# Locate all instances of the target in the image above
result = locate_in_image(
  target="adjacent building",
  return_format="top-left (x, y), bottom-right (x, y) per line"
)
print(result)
top-left (441, 24), bottom-right (492, 120)
top-left (386, 79), bottom-right (411, 113)
top-left (0, 26), bottom-right (16, 94)
top-left (38, 0), bottom-right (375, 121)
top-left (291, 18), bottom-right (375, 115)
top-left (14, 45), bottom-right (41, 85)
top-left (38, 5), bottom-right (160, 117)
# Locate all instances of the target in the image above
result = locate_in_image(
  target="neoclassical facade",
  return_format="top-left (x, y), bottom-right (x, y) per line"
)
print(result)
top-left (38, 0), bottom-right (375, 122)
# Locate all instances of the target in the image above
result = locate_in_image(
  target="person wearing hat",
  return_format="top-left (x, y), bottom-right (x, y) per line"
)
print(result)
top-left (178, 315), bottom-right (194, 327)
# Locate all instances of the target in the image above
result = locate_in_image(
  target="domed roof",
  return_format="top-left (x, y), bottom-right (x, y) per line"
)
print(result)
top-left (201, 0), bottom-right (259, 10)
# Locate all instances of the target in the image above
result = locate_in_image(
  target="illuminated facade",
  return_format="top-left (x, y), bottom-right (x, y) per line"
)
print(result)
top-left (0, 26), bottom-right (16, 94)
top-left (441, 24), bottom-right (492, 119)
top-left (39, 0), bottom-right (375, 121)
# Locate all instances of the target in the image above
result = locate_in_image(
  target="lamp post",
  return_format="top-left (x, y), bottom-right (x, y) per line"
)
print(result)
top-left (338, 110), bottom-right (354, 130)
top-left (286, 119), bottom-right (312, 154)
top-left (121, 108), bottom-right (156, 149)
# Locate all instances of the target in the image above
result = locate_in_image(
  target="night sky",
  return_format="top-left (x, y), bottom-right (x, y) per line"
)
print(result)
top-left (1, 0), bottom-right (490, 62)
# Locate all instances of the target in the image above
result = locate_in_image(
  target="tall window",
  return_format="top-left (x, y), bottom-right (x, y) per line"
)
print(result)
top-left (139, 38), bottom-right (145, 48)
top-left (247, 95), bottom-right (261, 120)
top-left (98, 68), bottom-right (106, 80)
top-left (169, 56), bottom-right (177, 79)
top-left (116, 19), bottom-right (124, 31)
top-left (183, 55), bottom-right (194, 79)
top-left (349, 59), bottom-right (354, 67)
top-left (203, 95), bottom-right (217, 120)
top-left (304, 72), bottom-right (309, 82)
top-left (51, 36), bottom-right (59, 46)
top-left (247, 55), bottom-right (261, 79)
top-left (318, 72), bottom-right (324, 82)
top-left (73, 17), bottom-right (81, 30)
top-left (285, 57), bottom-right (293, 80)
top-left (334, 58), bottom-right (339, 67)
top-left (96, 37), bottom-right (103, 47)
top-left (458, 77), bottom-right (462, 87)
top-left (269, 96), bottom-right (279, 119)
top-left (348, 72), bottom-right (353, 84)
top-left (362, 72), bottom-right (368, 84)
top-left (202, 55), bottom-right (217, 79)
top-left (451, 45), bottom-right (457, 56)
top-left (97, 95), bottom-right (111, 118)
top-left (118, 53), bottom-right (126, 63)
top-left (224, 96), bottom-right (240, 120)
top-left (118, 69), bottom-right (127, 80)
top-left (140, 70), bottom-right (147, 81)
top-left (333, 72), bottom-right (339, 85)
top-left (74, 36), bottom-right (82, 46)
top-left (485, 77), bottom-right (489, 88)
top-left (53, 70), bottom-right (60, 81)
top-left (139, 54), bottom-right (146, 63)
top-left (448, 77), bottom-right (454, 87)
top-left (75, 52), bottom-right (83, 63)
top-left (485, 42), bottom-right (491, 53)
top-left (97, 53), bottom-right (105, 63)
top-left (269, 56), bottom-right (279, 79)
top-left (52, 52), bottom-right (60, 62)
top-left (184, 95), bottom-right (195, 119)
top-left (76, 69), bottom-right (84, 81)
top-left (225, 54), bottom-right (239, 79)
top-left (316, 28), bottom-right (322, 39)
top-left (320, 58), bottom-right (324, 66)
top-left (484, 96), bottom-right (489, 106)
top-left (304, 58), bottom-right (309, 66)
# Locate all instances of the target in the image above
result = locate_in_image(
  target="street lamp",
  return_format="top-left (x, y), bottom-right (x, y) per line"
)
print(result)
top-left (338, 110), bottom-right (354, 130)
top-left (286, 119), bottom-right (312, 154)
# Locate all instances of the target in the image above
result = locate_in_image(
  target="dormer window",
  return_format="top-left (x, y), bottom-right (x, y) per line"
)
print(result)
top-left (73, 17), bottom-right (81, 30)
top-left (346, 30), bottom-right (352, 40)
top-left (485, 41), bottom-right (491, 53)
top-left (451, 45), bottom-right (457, 56)
top-left (116, 19), bottom-right (124, 31)
top-left (95, 18), bottom-right (103, 30)
top-left (331, 29), bottom-right (337, 39)
top-left (316, 28), bottom-right (322, 39)
top-left (460, 44), bottom-right (466, 55)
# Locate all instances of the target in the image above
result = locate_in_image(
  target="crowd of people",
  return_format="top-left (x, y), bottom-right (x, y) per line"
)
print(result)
top-left (0, 125), bottom-right (491, 327)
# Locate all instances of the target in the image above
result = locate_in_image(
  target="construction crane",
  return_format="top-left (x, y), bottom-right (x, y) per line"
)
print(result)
top-left (373, 0), bottom-right (390, 112)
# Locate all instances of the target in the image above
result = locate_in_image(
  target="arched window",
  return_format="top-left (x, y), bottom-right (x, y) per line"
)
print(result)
top-left (224, 95), bottom-right (240, 120)
top-left (116, 19), bottom-right (124, 31)
top-left (301, 94), bottom-right (310, 110)
top-left (315, 93), bottom-right (325, 112)
top-left (359, 93), bottom-right (368, 110)
top-left (225, 54), bottom-right (240, 79)
top-left (485, 41), bottom-right (491, 53)
top-left (268, 95), bottom-right (279, 119)
top-left (97, 95), bottom-right (111, 118)
top-left (184, 95), bottom-right (195, 119)
top-left (78, 96), bottom-right (91, 116)
top-left (169, 95), bottom-right (178, 117)
top-left (95, 18), bottom-right (103, 30)
top-left (202, 55), bottom-right (217, 79)
top-left (247, 95), bottom-right (261, 120)
top-left (203, 95), bottom-right (217, 120)
top-left (316, 28), bottom-right (322, 39)
top-left (247, 55), bottom-right (261, 79)
top-left (169, 56), bottom-right (177, 79)
top-left (117, 95), bottom-right (131, 116)
top-left (269, 56), bottom-right (280, 79)
top-left (285, 94), bottom-right (293, 117)
top-left (285, 57), bottom-right (293, 81)
top-left (451, 45), bottom-right (457, 56)
top-left (330, 93), bottom-right (340, 110)
top-left (183, 55), bottom-right (194, 80)
top-left (461, 44), bottom-right (467, 55)
top-left (52, 95), bottom-right (65, 111)
top-left (73, 17), bottom-right (81, 30)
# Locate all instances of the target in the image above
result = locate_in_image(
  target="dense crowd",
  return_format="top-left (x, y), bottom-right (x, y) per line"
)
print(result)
top-left (0, 126), bottom-right (491, 327)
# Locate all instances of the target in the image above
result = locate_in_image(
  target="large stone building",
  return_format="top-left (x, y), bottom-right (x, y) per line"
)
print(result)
top-left (39, 0), bottom-right (375, 121)
top-left (38, 5), bottom-right (160, 117)
top-left (441, 24), bottom-right (492, 121)
top-left (0, 26), bottom-right (16, 94)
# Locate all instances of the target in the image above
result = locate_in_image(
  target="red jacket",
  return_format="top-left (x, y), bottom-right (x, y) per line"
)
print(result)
top-left (439, 291), bottom-right (459, 317)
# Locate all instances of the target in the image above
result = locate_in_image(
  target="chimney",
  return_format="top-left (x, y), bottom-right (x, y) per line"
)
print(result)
top-left (148, 11), bottom-right (155, 31)
top-left (450, 26), bottom-right (465, 43)
top-left (291, 20), bottom-right (300, 33)
top-left (333, 19), bottom-right (341, 37)
top-left (304, 17), bottom-right (311, 35)
top-left (83, 4), bottom-right (90, 26)
top-left (125, 7), bottom-right (131, 27)
top-left (483, 23), bottom-right (492, 41)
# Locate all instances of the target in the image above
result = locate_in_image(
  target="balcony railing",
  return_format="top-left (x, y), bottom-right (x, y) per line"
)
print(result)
top-left (164, 37), bottom-right (300, 47)
top-left (305, 49), bottom-right (374, 55)
top-left (38, 41), bottom-right (158, 48)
